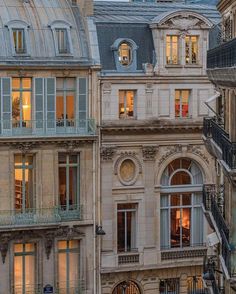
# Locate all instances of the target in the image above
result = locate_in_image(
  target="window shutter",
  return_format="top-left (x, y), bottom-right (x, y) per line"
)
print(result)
top-left (77, 77), bottom-right (87, 129)
top-left (45, 78), bottom-right (56, 131)
top-left (1, 78), bottom-right (11, 134)
top-left (34, 78), bottom-right (44, 131)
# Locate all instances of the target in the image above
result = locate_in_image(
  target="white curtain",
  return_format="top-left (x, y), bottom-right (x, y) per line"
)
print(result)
top-left (190, 162), bottom-right (203, 184)
top-left (191, 206), bottom-right (203, 246)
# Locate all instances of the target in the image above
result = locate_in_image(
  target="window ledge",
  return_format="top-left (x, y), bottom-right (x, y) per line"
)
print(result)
top-left (56, 53), bottom-right (73, 57)
top-left (184, 64), bottom-right (202, 68)
top-left (165, 64), bottom-right (183, 68)
top-left (13, 53), bottom-right (30, 57)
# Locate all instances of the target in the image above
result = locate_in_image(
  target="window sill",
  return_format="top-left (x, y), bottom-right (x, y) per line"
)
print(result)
top-left (184, 64), bottom-right (202, 68)
top-left (165, 64), bottom-right (183, 68)
top-left (13, 53), bottom-right (30, 57)
top-left (56, 53), bottom-right (73, 57)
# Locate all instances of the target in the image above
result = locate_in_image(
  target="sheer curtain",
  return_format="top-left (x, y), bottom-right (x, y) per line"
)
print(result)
top-left (191, 194), bottom-right (203, 246)
top-left (131, 210), bottom-right (136, 250)
top-left (161, 195), bottom-right (169, 249)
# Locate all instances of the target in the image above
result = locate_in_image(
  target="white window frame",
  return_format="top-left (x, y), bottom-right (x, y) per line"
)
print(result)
top-left (175, 89), bottom-right (191, 118)
top-left (166, 35), bottom-right (179, 65)
top-left (185, 35), bottom-right (199, 65)
top-left (118, 90), bottom-right (136, 119)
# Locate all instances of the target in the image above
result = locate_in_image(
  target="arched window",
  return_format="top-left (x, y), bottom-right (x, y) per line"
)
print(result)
top-left (112, 281), bottom-right (141, 294)
top-left (160, 158), bottom-right (204, 249)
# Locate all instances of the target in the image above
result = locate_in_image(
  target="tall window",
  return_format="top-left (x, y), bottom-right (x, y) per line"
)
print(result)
top-left (118, 43), bottom-right (132, 66)
top-left (160, 278), bottom-right (180, 294)
top-left (112, 281), bottom-right (141, 294)
top-left (119, 90), bottom-right (135, 119)
top-left (117, 204), bottom-right (137, 252)
top-left (58, 240), bottom-right (80, 293)
top-left (185, 36), bottom-right (198, 64)
top-left (166, 35), bottom-right (179, 64)
top-left (56, 78), bottom-right (75, 127)
top-left (56, 29), bottom-right (69, 54)
top-left (175, 90), bottom-right (190, 118)
top-left (12, 29), bottom-right (26, 54)
top-left (14, 154), bottom-right (35, 212)
top-left (160, 158), bottom-right (204, 249)
top-left (14, 243), bottom-right (36, 294)
top-left (58, 153), bottom-right (79, 210)
top-left (12, 78), bottom-right (32, 128)
top-left (187, 276), bottom-right (206, 294)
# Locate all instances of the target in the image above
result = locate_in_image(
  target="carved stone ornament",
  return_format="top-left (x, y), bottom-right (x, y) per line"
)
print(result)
top-left (187, 145), bottom-right (209, 164)
top-left (163, 15), bottom-right (205, 31)
top-left (158, 145), bottom-right (182, 166)
top-left (10, 142), bottom-right (39, 153)
top-left (57, 140), bottom-right (81, 152)
top-left (101, 147), bottom-right (116, 161)
top-left (0, 234), bottom-right (11, 264)
top-left (142, 146), bottom-right (158, 160)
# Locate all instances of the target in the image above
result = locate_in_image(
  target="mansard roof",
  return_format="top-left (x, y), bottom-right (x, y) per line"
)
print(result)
top-left (0, 0), bottom-right (92, 67)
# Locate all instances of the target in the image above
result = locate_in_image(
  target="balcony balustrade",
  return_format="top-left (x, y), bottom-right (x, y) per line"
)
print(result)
top-left (0, 119), bottom-right (95, 137)
top-left (0, 205), bottom-right (82, 228)
top-left (207, 37), bottom-right (236, 69)
top-left (203, 117), bottom-right (236, 169)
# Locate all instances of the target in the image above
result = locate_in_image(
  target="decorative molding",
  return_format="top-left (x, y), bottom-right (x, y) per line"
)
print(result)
top-left (158, 145), bottom-right (182, 166)
top-left (0, 234), bottom-right (11, 264)
top-left (103, 82), bottom-right (112, 94)
top-left (142, 146), bottom-right (158, 160)
top-left (57, 140), bottom-right (82, 152)
top-left (114, 152), bottom-right (142, 175)
top-left (187, 145), bottom-right (209, 164)
top-left (101, 147), bottom-right (116, 161)
top-left (161, 248), bottom-right (207, 260)
top-left (10, 142), bottom-right (39, 153)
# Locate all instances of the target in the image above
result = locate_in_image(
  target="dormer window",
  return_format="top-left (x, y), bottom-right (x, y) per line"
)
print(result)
top-left (13, 29), bottom-right (26, 54)
top-left (118, 43), bottom-right (132, 66)
top-left (56, 29), bottom-right (69, 54)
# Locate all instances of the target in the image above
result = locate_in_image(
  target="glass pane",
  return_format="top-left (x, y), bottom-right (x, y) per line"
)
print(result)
top-left (12, 78), bottom-right (20, 89)
top-left (15, 155), bottom-right (23, 166)
top-left (14, 256), bottom-right (23, 288)
top-left (22, 92), bottom-right (31, 122)
top-left (58, 153), bottom-right (66, 164)
top-left (182, 90), bottom-right (189, 118)
top-left (59, 167), bottom-right (66, 206)
top-left (69, 167), bottom-right (77, 206)
top-left (171, 208), bottom-right (180, 248)
top-left (175, 90), bottom-right (180, 118)
top-left (58, 241), bottom-right (67, 250)
top-left (56, 78), bottom-right (64, 90)
top-left (126, 91), bottom-right (134, 117)
top-left (182, 208), bottom-right (191, 246)
top-left (14, 244), bottom-right (23, 253)
top-left (58, 252), bottom-right (67, 288)
top-left (15, 169), bottom-right (23, 210)
top-left (66, 93), bottom-right (75, 120)
top-left (56, 94), bottom-right (64, 120)
top-left (119, 91), bottom-right (125, 118)
top-left (25, 243), bottom-right (34, 252)
top-left (117, 211), bottom-right (125, 252)
top-left (25, 168), bottom-right (34, 209)
top-left (25, 255), bottom-right (35, 288)
top-left (25, 155), bottom-right (33, 166)
top-left (171, 171), bottom-right (191, 185)
top-left (12, 92), bottom-right (21, 121)
top-left (69, 155), bottom-right (77, 164)
top-left (118, 43), bottom-right (131, 66)
top-left (66, 78), bottom-right (75, 89)
top-left (69, 240), bottom-right (79, 249)
top-left (171, 194), bottom-right (180, 206)
top-left (22, 78), bottom-right (31, 89)
top-left (69, 252), bottom-right (79, 286)
top-left (182, 193), bottom-right (191, 206)
top-left (172, 37), bottom-right (178, 64)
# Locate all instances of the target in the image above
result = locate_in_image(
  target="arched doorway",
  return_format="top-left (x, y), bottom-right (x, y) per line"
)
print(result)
top-left (160, 158), bottom-right (204, 249)
top-left (112, 281), bottom-right (141, 294)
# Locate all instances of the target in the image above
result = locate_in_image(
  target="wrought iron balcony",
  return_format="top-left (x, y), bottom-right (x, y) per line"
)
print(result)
top-left (207, 37), bottom-right (236, 69)
top-left (0, 119), bottom-right (95, 137)
top-left (203, 117), bottom-right (236, 169)
top-left (0, 205), bottom-right (82, 227)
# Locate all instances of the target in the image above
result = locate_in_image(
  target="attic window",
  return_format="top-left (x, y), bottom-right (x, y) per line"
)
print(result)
top-left (13, 29), bottom-right (26, 54)
top-left (56, 29), bottom-right (69, 54)
top-left (118, 43), bottom-right (132, 66)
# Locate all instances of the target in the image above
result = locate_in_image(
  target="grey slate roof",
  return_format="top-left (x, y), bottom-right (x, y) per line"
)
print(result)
top-left (94, 1), bottom-right (220, 24)
top-left (0, 0), bottom-right (92, 67)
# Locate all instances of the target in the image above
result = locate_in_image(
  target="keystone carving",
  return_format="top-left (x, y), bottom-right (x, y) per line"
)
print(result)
top-left (101, 147), bottom-right (116, 161)
top-left (142, 146), bottom-right (158, 160)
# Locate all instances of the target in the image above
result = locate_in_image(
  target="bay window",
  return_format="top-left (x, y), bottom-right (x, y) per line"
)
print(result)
top-left (117, 203), bottom-right (137, 252)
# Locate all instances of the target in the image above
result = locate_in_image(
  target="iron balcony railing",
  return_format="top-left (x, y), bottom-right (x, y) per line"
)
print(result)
top-left (203, 117), bottom-right (236, 169)
top-left (0, 119), bottom-right (96, 137)
top-left (0, 205), bottom-right (82, 227)
top-left (207, 37), bottom-right (236, 69)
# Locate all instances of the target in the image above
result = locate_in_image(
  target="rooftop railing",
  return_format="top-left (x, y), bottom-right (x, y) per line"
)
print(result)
top-left (0, 205), bottom-right (82, 227)
top-left (0, 119), bottom-right (95, 137)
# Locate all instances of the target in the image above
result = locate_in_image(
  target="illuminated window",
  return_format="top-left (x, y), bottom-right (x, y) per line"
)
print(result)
top-left (117, 204), bottom-right (137, 252)
top-left (118, 43), bottom-right (132, 66)
top-left (56, 29), bottom-right (69, 54)
top-left (187, 276), bottom-right (205, 294)
top-left (58, 240), bottom-right (80, 293)
top-left (119, 90), bottom-right (135, 119)
top-left (166, 35), bottom-right (179, 64)
top-left (12, 78), bottom-right (32, 128)
top-left (175, 90), bottom-right (190, 118)
top-left (160, 159), bottom-right (203, 249)
top-left (13, 243), bottom-right (36, 294)
top-left (56, 78), bottom-right (75, 127)
top-left (160, 278), bottom-right (180, 294)
top-left (12, 29), bottom-right (26, 54)
top-left (14, 154), bottom-right (35, 212)
top-left (58, 153), bottom-right (79, 210)
top-left (185, 36), bottom-right (198, 64)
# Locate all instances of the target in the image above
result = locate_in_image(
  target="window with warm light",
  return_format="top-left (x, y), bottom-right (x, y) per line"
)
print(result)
top-left (58, 153), bottom-right (79, 210)
top-left (12, 78), bottom-right (32, 128)
top-left (166, 35), bottom-right (179, 64)
top-left (160, 158), bottom-right (204, 249)
top-left (118, 42), bottom-right (132, 66)
top-left (117, 203), bottom-right (137, 252)
top-left (175, 90), bottom-right (190, 118)
top-left (185, 36), bottom-right (198, 64)
top-left (119, 90), bottom-right (135, 119)
top-left (12, 29), bottom-right (26, 54)
top-left (187, 276), bottom-right (205, 294)
top-left (160, 278), bottom-right (180, 294)
top-left (57, 240), bottom-right (80, 293)
top-left (56, 78), bottom-right (75, 127)
top-left (14, 154), bottom-right (35, 212)
top-left (13, 243), bottom-right (36, 294)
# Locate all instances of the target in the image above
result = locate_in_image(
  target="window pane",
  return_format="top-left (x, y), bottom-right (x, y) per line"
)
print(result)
top-left (56, 94), bottom-right (64, 120)
top-left (175, 90), bottom-right (180, 117)
top-left (22, 92), bottom-right (31, 122)
top-left (25, 243), bottom-right (34, 252)
top-left (66, 93), bottom-right (74, 120)
top-left (22, 78), bottom-right (31, 89)
top-left (182, 90), bottom-right (189, 117)
top-left (69, 166), bottom-right (77, 206)
top-left (69, 155), bottom-right (77, 164)
top-left (126, 91), bottom-right (134, 117)
top-left (118, 43), bottom-right (132, 66)
top-left (58, 153), bottom-right (66, 164)
top-left (171, 208), bottom-right (180, 248)
top-left (69, 252), bottom-right (79, 286)
top-left (182, 208), bottom-right (191, 246)
top-left (171, 171), bottom-right (191, 185)
top-left (25, 255), bottom-right (35, 288)
top-left (182, 194), bottom-right (191, 206)
top-left (14, 256), bottom-right (23, 288)
top-left (117, 211), bottom-right (125, 252)
top-left (12, 78), bottom-right (20, 89)
top-left (58, 241), bottom-right (67, 250)
top-left (12, 92), bottom-right (21, 121)
top-left (58, 252), bottom-right (67, 287)
top-left (171, 194), bottom-right (180, 206)
top-left (59, 167), bottom-right (66, 206)
top-left (25, 168), bottom-right (34, 209)
top-left (14, 244), bottom-right (23, 253)
top-left (119, 91), bottom-right (125, 118)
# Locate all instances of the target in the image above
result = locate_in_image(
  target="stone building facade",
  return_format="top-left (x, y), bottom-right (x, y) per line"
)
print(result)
top-left (0, 1), bottom-right (99, 293)
top-left (92, 1), bottom-right (219, 293)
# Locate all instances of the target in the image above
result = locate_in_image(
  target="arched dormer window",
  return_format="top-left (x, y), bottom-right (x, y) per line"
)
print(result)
top-left (48, 20), bottom-right (73, 56)
top-left (111, 38), bottom-right (138, 72)
top-left (5, 20), bottom-right (30, 56)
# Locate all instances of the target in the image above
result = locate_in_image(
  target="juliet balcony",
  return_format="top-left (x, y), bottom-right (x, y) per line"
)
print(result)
top-left (207, 38), bottom-right (236, 87)
top-left (203, 185), bottom-right (231, 277)
top-left (203, 117), bottom-right (236, 170)
top-left (0, 205), bottom-right (82, 229)
top-left (0, 119), bottom-right (96, 137)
